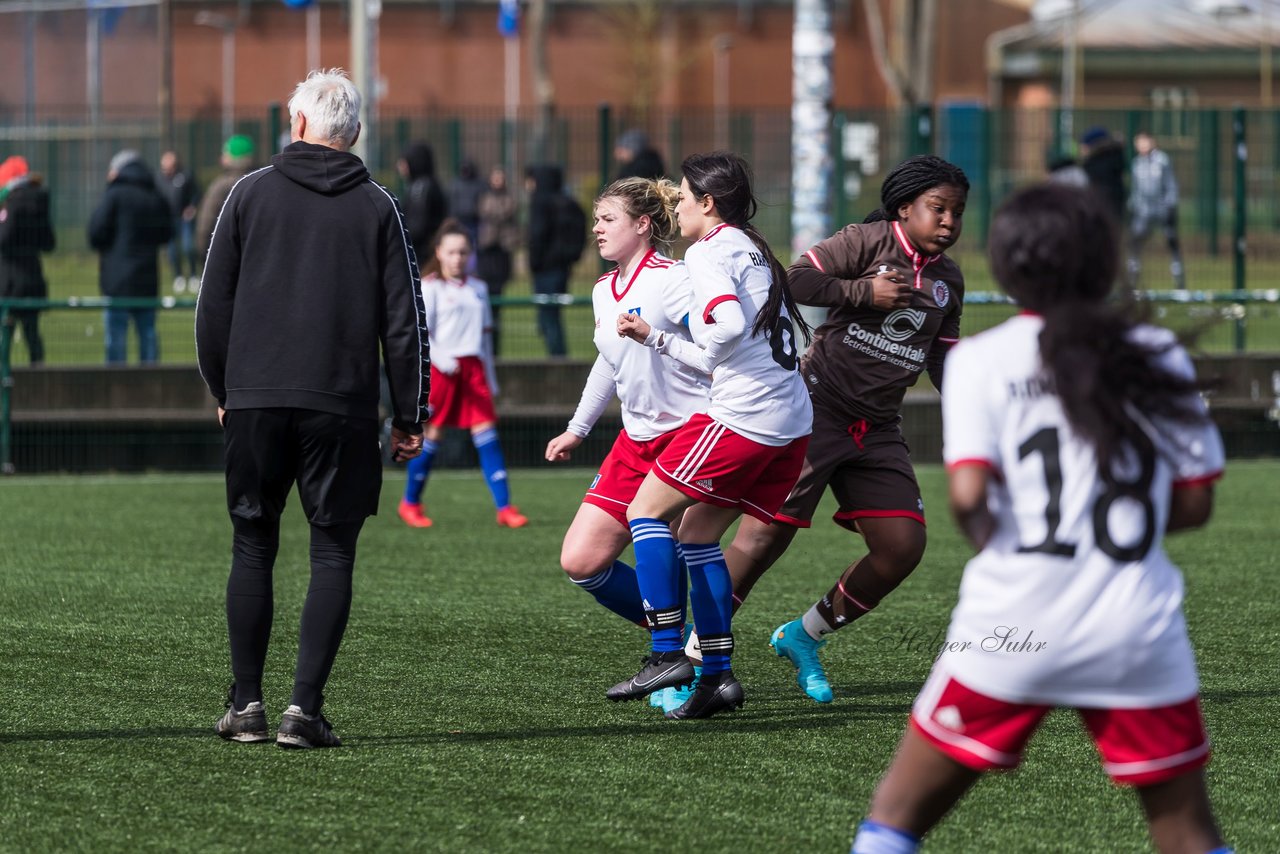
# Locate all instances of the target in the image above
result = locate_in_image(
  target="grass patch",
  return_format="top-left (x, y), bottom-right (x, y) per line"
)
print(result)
top-left (0, 464), bottom-right (1276, 852)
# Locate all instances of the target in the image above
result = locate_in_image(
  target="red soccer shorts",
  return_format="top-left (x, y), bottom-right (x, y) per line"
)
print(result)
top-left (651, 413), bottom-right (809, 523)
top-left (428, 356), bottom-right (497, 429)
top-left (583, 429), bottom-right (679, 527)
top-left (910, 670), bottom-right (1210, 787)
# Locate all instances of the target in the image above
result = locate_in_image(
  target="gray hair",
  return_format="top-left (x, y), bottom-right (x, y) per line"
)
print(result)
top-left (109, 149), bottom-right (140, 176)
top-left (287, 69), bottom-right (361, 149)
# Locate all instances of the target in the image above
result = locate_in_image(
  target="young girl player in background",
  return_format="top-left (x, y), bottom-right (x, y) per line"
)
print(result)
top-left (399, 219), bottom-right (527, 529)
top-left (850, 182), bottom-right (1230, 854)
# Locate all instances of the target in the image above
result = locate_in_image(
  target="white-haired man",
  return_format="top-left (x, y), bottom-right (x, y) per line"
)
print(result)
top-left (197, 69), bottom-right (430, 749)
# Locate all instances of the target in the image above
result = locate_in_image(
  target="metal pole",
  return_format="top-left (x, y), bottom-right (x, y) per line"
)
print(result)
top-left (1233, 105), bottom-right (1247, 294)
top-left (306, 2), bottom-right (321, 74)
top-left (222, 25), bottom-right (235, 141)
top-left (159, 0), bottom-right (173, 149)
top-left (350, 0), bottom-right (369, 163)
top-left (713, 34), bottom-right (733, 150)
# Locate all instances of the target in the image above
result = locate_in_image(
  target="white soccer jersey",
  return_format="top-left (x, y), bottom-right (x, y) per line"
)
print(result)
top-left (420, 274), bottom-right (491, 362)
top-left (938, 315), bottom-right (1224, 707)
top-left (683, 224), bottom-right (812, 445)
top-left (576, 250), bottom-right (709, 441)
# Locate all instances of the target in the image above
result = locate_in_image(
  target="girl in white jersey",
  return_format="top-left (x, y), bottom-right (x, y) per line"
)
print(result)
top-left (398, 219), bottom-right (528, 530)
top-left (850, 184), bottom-right (1231, 854)
top-left (611, 151), bottom-right (814, 720)
top-left (544, 178), bottom-right (709, 695)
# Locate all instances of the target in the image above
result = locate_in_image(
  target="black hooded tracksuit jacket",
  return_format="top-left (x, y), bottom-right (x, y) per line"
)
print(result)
top-left (196, 141), bottom-right (430, 434)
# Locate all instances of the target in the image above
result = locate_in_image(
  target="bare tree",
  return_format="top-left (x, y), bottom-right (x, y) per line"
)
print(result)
top-left (862, 0), bottom-right (938, 107)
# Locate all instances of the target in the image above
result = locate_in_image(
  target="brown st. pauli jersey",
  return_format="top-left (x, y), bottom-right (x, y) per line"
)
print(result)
top-left (789, 218), bottom-right (964, 426)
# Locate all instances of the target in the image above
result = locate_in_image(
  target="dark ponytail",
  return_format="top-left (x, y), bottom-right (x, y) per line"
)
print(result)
top-left (988, 183), bottom-right (1208, 477)
top-left (681, 151), bottom-right (812, 345)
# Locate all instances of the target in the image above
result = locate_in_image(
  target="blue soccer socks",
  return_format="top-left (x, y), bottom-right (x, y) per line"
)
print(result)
top-left (629, 518), bottom-right (683, 652)
top-left (683, 542), bottom-right (733, 674)
top-left (571, 560), bottom-right (645, 625)
top-left (402, 437), bottom-right (439, 505)
top-left (472, 427), bottom-right (511, 510)
top-left (851, 820), bottom-right (920, 854)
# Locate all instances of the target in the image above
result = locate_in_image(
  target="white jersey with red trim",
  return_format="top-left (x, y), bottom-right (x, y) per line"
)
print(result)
top-left (591, 251), bottom-right (709, 441)
top-left (420, 274), bottom-right (491, 361)
top-left (939, 315), bottom-right (1224, 707)
top-left (685, 224), bottom-right (812, 445)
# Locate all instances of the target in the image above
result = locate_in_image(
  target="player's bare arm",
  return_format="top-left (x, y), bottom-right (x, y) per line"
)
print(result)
top-left (948, 463), bottom-right (996, 551)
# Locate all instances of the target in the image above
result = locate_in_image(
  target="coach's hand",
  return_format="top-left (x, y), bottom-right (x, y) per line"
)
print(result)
top-left (545, 431), bottom-right (583, 462)
top-left (870, 267), bottom-right (912, 311)
top-left (390, 427), bottom-right (424, 463)
top-left (617, 312), bottom-right (651, 343)
top-left (217, 406), bottom-right (225, 427)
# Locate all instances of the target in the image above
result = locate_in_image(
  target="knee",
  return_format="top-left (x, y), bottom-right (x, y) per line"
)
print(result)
top-left (866, 526), bottom-right (926, 571)
top-left (560, 547), bottom-right (610, 582)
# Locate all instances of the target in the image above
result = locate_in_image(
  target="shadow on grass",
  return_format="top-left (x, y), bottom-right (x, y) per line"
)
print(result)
top-left (349, 684), bottom-right (919, 748)
top-left (0, 726), bottom-right (209, 744)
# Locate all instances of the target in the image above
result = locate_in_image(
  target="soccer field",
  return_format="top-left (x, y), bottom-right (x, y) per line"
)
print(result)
top-left (1, 464), bottom-right (1275, 852)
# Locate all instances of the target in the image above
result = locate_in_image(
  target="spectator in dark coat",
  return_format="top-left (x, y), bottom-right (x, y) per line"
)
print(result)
top-left (0, 156), bottom-right (56, 365)
top-left (526, 164), bottom-right (585, 357)
top-left (1080, 126), bottom-right (1128, 224)
top-left (156, 150), bottom-right (202, 293)
top-left (614, 129), bottom-right (666, 181)
top-left (88, 150), bottom-right (173, 364)
top-left (447, 159), bottom-right (486, 250)
top-left (476, 165), bottom-right (519, 356)
top-left (397, 142), bottom-right (448, 264)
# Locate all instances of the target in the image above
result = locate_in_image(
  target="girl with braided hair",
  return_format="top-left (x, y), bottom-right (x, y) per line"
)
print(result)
top-left (708, 154), bottom-right (969, 704)
top-left (609, 151), bottom-right (814, 719)
top-left (849, 181), bottom-right (1228, 854)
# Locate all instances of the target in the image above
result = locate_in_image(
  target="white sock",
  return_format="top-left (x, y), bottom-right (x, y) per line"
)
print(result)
top-left (801, 604), bottom-right (836, 641)
top-left (851, 820), bottom-right (919, 854)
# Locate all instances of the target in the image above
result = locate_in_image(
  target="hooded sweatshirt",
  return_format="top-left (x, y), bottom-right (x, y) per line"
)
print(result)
top-left (196, 141), bottom-right (430, 433)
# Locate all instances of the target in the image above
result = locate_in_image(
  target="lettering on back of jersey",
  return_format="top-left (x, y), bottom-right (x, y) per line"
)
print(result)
top-left (747, 251), bottom-right (768, 267)
top-left (1007, 376), bottom-right (1056, 400)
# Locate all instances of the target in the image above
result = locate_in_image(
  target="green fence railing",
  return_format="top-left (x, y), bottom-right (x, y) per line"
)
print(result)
top-left (4, 291), bottom-right (1280, 474)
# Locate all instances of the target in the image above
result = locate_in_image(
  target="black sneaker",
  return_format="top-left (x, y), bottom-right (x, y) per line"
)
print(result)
top-left (665, 669), bottom-right (744, 719)
top-left (606, 650), bottom-right (695, 701)
top-left (276, 704), bottom-right (342, 749)
top-left (215, 686), bottom-right (270, 743)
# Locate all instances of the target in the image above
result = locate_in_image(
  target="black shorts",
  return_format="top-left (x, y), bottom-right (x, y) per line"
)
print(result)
top-left (223, 408), bottom-right (382, 526)
top-left (774, 401), bottom-right (924, 531)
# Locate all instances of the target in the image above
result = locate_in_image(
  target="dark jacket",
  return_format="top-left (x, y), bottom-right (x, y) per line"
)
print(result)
top-left (0, 178), bottom-right (56, 300)
top-left (87, 160), bottom-right (173, 298)
top-left (401, 143), bottom-right (448, 262)
top-left (157, 168), bottom-right (201, 220)
top-left (616, 148), bottom-right (666, 181)
top-left (196, 141), bottom-right (430, 434)
top-left (1082, 141), bottom-right (1128, 223)
top-left (526, 164), bottom-right (586, 274)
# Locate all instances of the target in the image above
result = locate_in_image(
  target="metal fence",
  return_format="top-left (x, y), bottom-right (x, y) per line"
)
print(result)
top-left (3, 292), bottom-right (1279, 475)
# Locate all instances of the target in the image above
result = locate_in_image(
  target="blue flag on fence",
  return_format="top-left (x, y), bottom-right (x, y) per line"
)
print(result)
top-left (89, 0), bottom-right (125, 35)
top-left (498, 0), bottom-right (519, 38)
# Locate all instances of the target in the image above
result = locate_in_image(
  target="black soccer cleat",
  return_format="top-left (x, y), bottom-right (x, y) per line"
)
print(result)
top-left (606, 650), bottom-right (695, 702)
top-left (276, 705), bottom-right (342, 749)
top-left (215, 684), bottom-right (271, 743)
top-left (664, 669), bottom-right (744, 720)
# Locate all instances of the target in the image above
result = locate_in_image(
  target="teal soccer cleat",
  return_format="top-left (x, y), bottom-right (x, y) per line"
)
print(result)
top-left (657, 666), bottom-right (700, 713)
top-left (770, 620), bottom-right (834, 703)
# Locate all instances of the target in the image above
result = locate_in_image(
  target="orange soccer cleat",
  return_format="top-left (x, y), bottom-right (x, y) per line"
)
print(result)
top-left (495, 505), bottom-right (528, 528)
top-left (398, 499), bottom-right (433, 528)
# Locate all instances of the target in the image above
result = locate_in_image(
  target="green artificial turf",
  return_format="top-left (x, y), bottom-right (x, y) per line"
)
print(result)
top-left (0, 464), bottom-right (1275, 852)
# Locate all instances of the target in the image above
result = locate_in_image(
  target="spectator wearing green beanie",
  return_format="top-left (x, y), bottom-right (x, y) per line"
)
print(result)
top-left (196, 134), bottom-right (258, 261)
